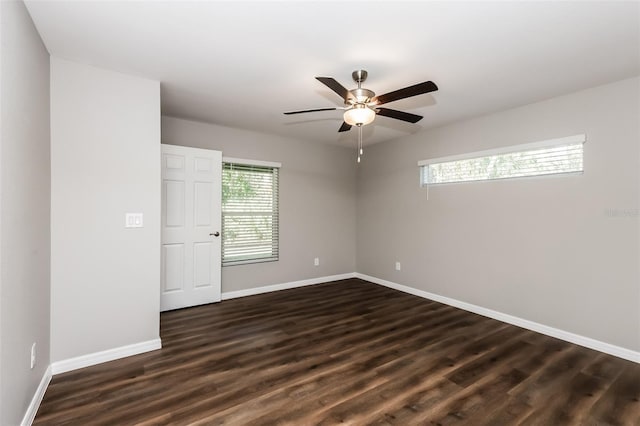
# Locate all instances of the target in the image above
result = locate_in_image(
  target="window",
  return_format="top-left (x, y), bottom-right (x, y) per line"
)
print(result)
top-left (222, 158), bottom-right (280, 266)
top-left (419, 134), bottom-right (585, 186)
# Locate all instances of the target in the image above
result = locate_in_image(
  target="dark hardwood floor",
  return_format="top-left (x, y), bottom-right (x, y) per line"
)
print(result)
top-left (35, 279), bottom-right (640, 425)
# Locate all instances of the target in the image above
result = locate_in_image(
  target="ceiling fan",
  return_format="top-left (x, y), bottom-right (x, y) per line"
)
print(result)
top-left (284, 70), bottom-right (438, 162)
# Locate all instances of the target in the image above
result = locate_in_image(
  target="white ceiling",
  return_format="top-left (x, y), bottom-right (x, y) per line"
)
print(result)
top-left (25, 1), bottom-right (640, 146)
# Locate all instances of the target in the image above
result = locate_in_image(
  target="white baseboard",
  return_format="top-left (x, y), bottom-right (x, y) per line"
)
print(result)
top-left (27, 270), bottom-right (636, 426)
top-left (221, 272), bottom-right (356, 300)
top-left (20, 365), bottom-right (52, 426)
top-left (356, 273), bottom-right (640, 364)
top-left (51, 338), bottom-right (162, 375)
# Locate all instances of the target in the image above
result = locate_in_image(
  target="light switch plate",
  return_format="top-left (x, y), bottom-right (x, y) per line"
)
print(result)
top-left (125, 213), bottom-right (144, 228)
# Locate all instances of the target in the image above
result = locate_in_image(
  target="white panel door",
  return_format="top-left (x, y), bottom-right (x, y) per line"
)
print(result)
top-left (161, 144), bottom-right (222, 311)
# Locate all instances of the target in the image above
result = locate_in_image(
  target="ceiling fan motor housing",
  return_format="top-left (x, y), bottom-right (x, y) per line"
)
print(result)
top-left (348, 88), bottom-right (375, 104)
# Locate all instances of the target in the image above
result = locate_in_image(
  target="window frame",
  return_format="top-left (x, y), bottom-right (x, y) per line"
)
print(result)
top-left (221, 157), bottom-right (281, 267)
top-left (418, 134), bottom-right (586, 186)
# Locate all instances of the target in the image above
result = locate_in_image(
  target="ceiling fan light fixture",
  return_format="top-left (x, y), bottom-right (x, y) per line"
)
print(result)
top-left (284, 71), bottom-right (438, 164)
top-left (344, 105), bottom-right (375, 126)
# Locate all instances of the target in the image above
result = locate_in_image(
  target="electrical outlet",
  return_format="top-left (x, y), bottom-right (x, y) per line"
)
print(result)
top-left (30, 343), bottom-right (36, 369)
top-left (314, 257), bottom-right (320, 266)
top-left (395, 261), bottom-right (401, 271)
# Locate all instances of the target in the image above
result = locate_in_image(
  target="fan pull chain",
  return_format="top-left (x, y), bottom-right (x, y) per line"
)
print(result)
top-left (357, 124), bottom-right (362, 163)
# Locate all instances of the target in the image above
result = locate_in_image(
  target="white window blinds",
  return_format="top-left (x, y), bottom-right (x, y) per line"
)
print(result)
top-left (222, 161), bottom-right (279, 266)
top-left (419, 134), bottom-right (585, 186)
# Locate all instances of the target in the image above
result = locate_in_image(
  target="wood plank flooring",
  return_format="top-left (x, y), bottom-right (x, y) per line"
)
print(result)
top-left (34, 279), bottom-right (640, 425)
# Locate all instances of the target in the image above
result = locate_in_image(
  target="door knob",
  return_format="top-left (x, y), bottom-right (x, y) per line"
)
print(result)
top-left (210, 231), bottom-right (220, 237)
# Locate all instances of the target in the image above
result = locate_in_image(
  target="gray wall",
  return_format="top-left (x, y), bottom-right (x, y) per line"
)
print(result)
top-left (357, 77), bottom-right (640, 352)
top-left (0, 1), bottom-right (51, 424)
top-left (162, 116), bottom-right (357, 293)
top-left (50, 58), bottom-right (161, 362)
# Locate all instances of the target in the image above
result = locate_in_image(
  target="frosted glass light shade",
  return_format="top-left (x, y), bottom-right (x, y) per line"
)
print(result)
top-left (344, 105), bottom-right (375, 126)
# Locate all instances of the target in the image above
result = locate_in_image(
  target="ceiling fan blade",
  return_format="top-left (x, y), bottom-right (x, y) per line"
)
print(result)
top-left (338, 122), bottom-right (352, 132)
top-left (283, 107), bottom-right (338, 115)
top-left (316, 77), bottom-right (350, 101)
top-left (372, 81), bottom-right (438, 105)
top-left (376, 108), bottom-right (423, 123)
